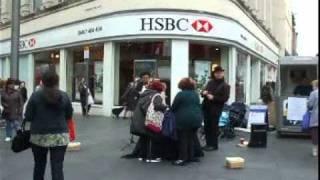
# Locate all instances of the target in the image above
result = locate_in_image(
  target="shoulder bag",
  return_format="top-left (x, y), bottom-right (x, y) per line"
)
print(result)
top-left (11, 120), bottom-right (30, 153)
top-left (145, 94), bottom-right (164, 133)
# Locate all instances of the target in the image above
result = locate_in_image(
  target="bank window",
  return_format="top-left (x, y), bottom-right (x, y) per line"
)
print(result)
top-left (235, 52), bottom-right (247, 103)
top-left (116, 41), bottom-right (171, 105)
top-left (70, 45), bottom-right (103, 104)
top-left (34, 51), bottom-right (60, 89)
top-left (189, 43), bottom-right (225, 93)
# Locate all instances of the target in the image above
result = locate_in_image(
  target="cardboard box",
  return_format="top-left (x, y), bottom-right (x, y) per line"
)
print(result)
top-left (225, 157), bottom-right (245, 169)
top-left (67, 142), bottom-right (81, 152)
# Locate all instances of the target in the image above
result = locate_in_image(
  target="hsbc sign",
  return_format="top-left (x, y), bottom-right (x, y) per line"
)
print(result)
top-left (192, 20), bottom-right (213, 32)
top-left (19, 38), bottom-right (36, 49)
top-left (140, 18), bottom-right (213, 33)
top-left (0, 12), bottom-right (278, 62)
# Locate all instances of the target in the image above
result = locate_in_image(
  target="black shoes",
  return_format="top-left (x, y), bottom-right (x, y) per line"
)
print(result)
top-left (202, 146), bottom-right (218, 152)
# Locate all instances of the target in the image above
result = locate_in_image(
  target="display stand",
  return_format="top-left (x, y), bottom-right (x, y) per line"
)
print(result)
top-left (246, 105), bottom-right (268, 131)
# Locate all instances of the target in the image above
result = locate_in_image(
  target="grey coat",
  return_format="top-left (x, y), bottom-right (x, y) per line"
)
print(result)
top-left (307, 89), bottom-right (318, 127)
top-left (1, 90), bottom-right (24, 121)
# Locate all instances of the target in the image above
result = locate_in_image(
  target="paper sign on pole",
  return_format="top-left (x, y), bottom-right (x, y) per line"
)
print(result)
top-left (287, 97), bottom-right (307, 121)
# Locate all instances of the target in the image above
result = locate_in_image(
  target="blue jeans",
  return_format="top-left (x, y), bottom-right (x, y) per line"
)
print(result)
top-left (5, 120), bottom-right (20, 138)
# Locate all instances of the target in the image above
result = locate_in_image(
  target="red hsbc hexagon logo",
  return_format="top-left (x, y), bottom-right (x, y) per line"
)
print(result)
top-left (192, 19), bottom-right (213, 33)
top-left (28, 38), bottom-right (36, 47)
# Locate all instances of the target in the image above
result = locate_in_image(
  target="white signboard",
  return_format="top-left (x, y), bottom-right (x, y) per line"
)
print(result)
top-left (287, 97), bottom-right (307, 121)
top-left (247, 105), bottom-right (267, 129)
top-left (0, 12), bottom-right (279, 62)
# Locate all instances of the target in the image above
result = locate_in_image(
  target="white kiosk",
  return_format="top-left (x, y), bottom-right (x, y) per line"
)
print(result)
top-left (276, 56), bottom-right (318, 136)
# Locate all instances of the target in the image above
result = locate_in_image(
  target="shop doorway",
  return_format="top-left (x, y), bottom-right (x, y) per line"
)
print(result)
top-left (70, 45), bottom-right (104, 104)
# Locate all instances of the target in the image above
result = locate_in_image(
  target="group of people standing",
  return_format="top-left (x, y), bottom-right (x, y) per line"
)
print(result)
top-left (122, 66), bottom-right (230, 166)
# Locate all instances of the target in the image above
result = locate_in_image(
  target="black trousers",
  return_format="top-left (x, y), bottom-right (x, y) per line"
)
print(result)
top-left (203, 109), bottom-right (222, 148)
top-left (31, 144), bottom-right (67, 180)
top-left (80, 100), bottom-right (91, 116)
top-left (177, 129), bottom-right (197, 161)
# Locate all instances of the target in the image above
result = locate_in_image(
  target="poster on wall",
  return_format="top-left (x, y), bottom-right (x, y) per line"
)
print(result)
top-left (194, 61), bottom-right (211, 91)
top-left (287, 97), bottom-right (307, 121)
top-left (134, 59), bottom-right (157, 78)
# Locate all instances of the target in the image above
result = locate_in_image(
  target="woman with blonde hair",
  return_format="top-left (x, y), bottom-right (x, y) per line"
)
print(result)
top-left (308, 80), bottom-right (318, 157)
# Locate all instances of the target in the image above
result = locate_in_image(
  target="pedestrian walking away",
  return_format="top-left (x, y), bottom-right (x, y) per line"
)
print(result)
top-left (1, 78), bottom-right (24, 142)
top-left (201, 66), bottom-right (230, 151)
top-left (307, 80), bottom-right (318, 157)
top-left (171, 78), bottom-right (203, 166)
top-left (24, 70), bottom-right (73, 180)
top-left (78, 78), bottom-right (92, 116)
top-left (19, 81), bottom-right (28, 105)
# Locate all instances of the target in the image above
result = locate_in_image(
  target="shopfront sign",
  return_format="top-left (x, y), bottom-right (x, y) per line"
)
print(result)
top-left (140, 18), bottom-right (213, 33)
top-left (0, 12), bottom-right (279, 62)
top-left (19, 38), bottom-right (36, 49)
top-left (78, 26), bottom-right (103, 36)
top-left (192, 19), bottom-right (213, 33)
top-left (140, 18), bottom-right (189, 31)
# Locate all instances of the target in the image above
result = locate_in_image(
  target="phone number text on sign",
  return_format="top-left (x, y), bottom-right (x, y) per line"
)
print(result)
top-left (78, 26), bottom-right (103, 36)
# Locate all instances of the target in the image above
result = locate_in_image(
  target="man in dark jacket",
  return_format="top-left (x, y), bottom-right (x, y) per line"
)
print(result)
top-left (201, 66), bottom-right (230, 151)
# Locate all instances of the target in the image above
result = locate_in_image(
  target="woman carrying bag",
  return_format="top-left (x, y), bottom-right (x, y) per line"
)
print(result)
top-left (130, 80), bottom-right (167, 162)
top-left (25, 70), bottom-right (73, 180)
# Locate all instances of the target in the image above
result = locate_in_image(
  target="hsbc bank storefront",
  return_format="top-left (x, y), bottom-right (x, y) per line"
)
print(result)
top-left (0, 11), bottom-right (279, 116)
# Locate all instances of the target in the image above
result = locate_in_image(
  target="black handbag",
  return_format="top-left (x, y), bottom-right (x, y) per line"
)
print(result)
top-left (11, 120), bottom-right (31, 153)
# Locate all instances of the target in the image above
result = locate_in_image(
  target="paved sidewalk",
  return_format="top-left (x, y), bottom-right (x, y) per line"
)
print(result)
top-left (0, 115), bottom-right (318, 180)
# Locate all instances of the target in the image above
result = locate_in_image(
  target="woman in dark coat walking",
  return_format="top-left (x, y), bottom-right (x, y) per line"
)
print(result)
top-left (201, 66), bottom-right (230, 151)
top-left (171, 78), bottom-right (203, 166)
top-left (1, 78), bottom-right (24, 142)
